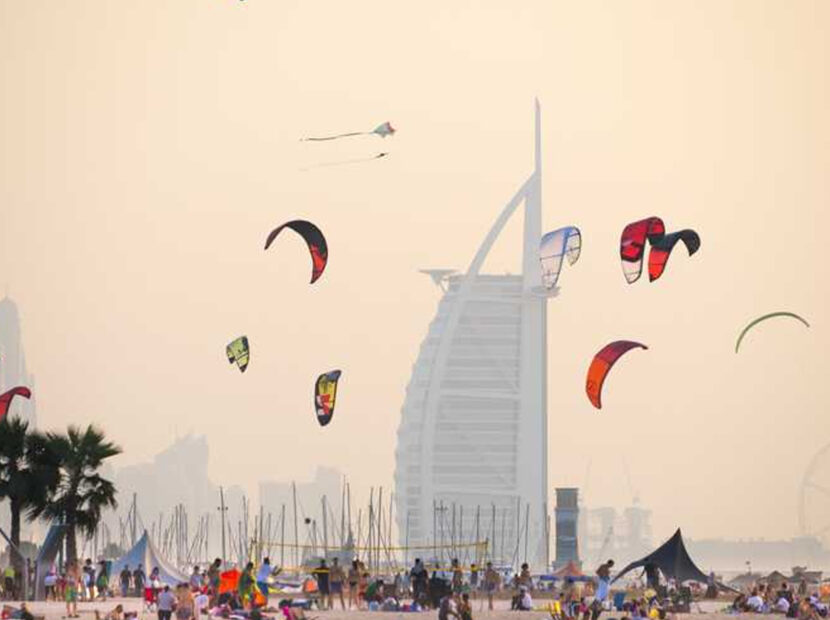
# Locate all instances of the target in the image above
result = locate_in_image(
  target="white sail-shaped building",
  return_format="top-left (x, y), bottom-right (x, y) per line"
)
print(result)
top-left (395, 103), bottom-right (549, 569)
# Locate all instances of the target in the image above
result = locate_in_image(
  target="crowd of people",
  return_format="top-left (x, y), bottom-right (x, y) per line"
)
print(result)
top-left (731, 582), bottom-right (828, 618)
top-left (2, 552), bottom-right (828, 620)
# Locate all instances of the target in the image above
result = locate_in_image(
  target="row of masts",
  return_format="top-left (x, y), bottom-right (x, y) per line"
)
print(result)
top-left (88, 480), bottom-right (549, 574)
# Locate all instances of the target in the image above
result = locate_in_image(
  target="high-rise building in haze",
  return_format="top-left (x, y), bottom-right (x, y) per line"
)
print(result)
top-left (394, 103), bottom-right (549, 568)
top-left (0, 297), bottom-right (37, 427)
top-left (554, 488), bottom-right (580, 569)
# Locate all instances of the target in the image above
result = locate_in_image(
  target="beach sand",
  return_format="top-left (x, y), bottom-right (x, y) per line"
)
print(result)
top-left (9, 598), bottom-right (739, 620)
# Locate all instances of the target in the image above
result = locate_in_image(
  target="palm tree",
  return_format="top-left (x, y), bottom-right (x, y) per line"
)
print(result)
top-left (30, 425), bottom-right (121, 565)
top-left (0, 416), bottom-right (61, 575)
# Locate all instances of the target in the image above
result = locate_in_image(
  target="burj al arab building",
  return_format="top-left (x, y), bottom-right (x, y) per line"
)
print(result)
top-left (394, 102), bottom-right (549, 569)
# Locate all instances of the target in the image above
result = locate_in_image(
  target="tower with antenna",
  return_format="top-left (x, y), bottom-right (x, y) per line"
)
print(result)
top-left (395, 102), bottom-right (550, 568)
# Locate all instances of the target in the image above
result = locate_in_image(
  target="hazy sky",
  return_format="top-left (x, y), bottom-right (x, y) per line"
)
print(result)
top-left (1, 0), bottom-right (829, 544)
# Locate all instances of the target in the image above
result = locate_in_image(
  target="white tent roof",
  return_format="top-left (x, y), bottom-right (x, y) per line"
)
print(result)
top-left (109, 530), bottom-right (188, 586)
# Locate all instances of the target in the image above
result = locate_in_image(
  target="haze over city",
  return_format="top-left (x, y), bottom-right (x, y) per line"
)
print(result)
top-left (2, 0), bottom-right (829, 553)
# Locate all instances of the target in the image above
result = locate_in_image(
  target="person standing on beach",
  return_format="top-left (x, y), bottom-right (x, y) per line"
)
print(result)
top-left (312, 559), bottom-right (330, 610)
top-left (410, 559), bottom-right (428, 604)
top-left (133, 565), bottom-right (145, 598)
top-left (3, 564), bottom-right (15, 600)
top-left (483, 562), bottom-right (500, 611)
top-left (329, 558), bottom-right (346, 610)
top-left (595, 560), bottom-right (613, 602)
top-left (96, 561), bottom-right (109, 601)
top-left (189, 567), bottom-right (202, 592)
top-left (119, 565), bottom-right (131, 598)
top-left (82, 560), bottom-right (94, 600)
top-left (175, 584), bottom-right (195, 620)
top-left (207, 559), bottom-right (221, 605)
top-left (451, 559), bottom-right (464, 595)
top-left (347, 560), bottom-right (360, 609)
top-left (65, 561), bottom-right (80, 619)
top-left (238, 562), bottom-right (256, 609)
top-left (156, 585), bottom-right (176, 620)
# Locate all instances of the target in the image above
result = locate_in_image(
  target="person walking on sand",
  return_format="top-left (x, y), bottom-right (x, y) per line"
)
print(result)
top-left (119, 565), bottom-right (131, 598)
top-left (133, 565), bottom-right (146, 598)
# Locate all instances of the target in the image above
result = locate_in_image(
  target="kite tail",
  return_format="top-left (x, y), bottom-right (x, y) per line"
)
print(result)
top-left (300, 131), bottom-right (368, 142)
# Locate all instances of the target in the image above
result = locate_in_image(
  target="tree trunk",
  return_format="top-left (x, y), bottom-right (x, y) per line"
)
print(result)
top-left (9, 498), bottom-right (24, 601)
top-left (66, 521), bottom-right (78, 567)
top-left (10, 499), bottom-right (23, 574)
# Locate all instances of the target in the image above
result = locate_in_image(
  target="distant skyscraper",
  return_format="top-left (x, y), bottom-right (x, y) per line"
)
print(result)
top-left (0, 297), bottom-right (36, 426)
top-left (394, 102), bottom-right (549, 568)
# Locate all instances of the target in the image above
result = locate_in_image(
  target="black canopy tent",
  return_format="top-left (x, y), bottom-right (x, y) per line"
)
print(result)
top-left (612, 529), bottom-right (709, 585)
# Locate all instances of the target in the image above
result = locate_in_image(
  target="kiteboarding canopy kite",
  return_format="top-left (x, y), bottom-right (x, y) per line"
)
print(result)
top-left (226, 336), bottom-right (250, 373)
top-left (301, 121), bottom-right (395, 142)
top-left (264, 220), bottom-right (328, 284)
top-left (539, 226), bottom-right (582, 289)
top-left (648, 229), bottom-right (701, 282)
top-left (735, 312), bottom-right (810, 353)
top-left (585, 341), bottom-right (648, 410)
top-left (314, 370), bottom-right (342, 427)
top-left (620, 217), bottom-right (701, 283)
top-left (0, 386), bottom-right (32, 421)
top-left (620, 217), bottom-right (665, 284)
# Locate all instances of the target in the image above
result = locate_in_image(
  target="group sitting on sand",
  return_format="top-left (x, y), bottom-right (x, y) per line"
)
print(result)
top-left (730, 583), bottom-right (828, 618)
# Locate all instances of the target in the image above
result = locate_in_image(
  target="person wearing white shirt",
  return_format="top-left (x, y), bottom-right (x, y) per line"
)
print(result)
top-left (518, 586), bottom-right (533, 611)
top-left (193, 592), bottom-right (209, 618)
top-left (257, 558), bottom-right (277, 598)
top-left (746, 590), bottom-right (764, 612)
top-left (775, 597), bottom-right (790, 614)
top-left (157, 585), bottom-right (177, 620)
